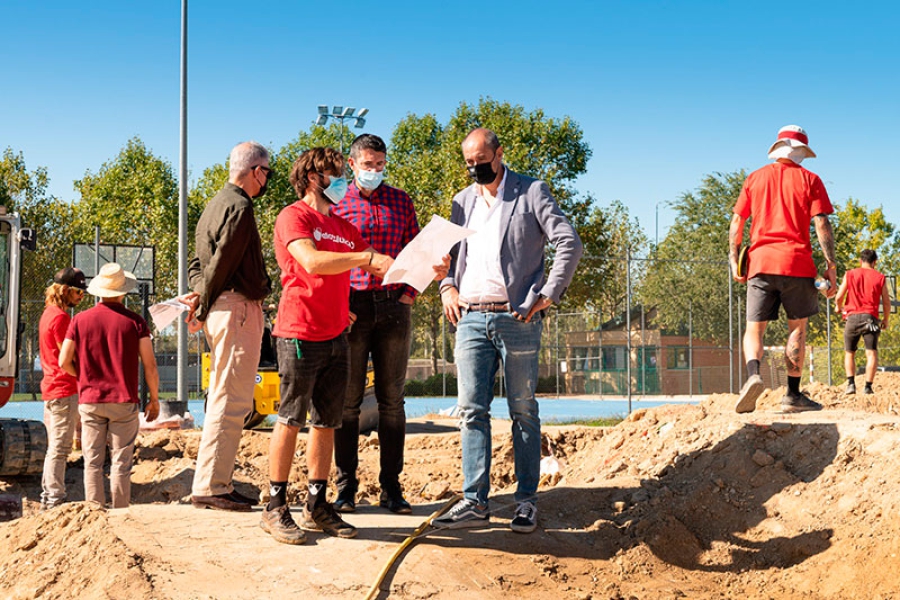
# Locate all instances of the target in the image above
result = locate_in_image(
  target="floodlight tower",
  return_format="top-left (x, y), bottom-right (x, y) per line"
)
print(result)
top-left (315, 105), bottom-right (369, 155)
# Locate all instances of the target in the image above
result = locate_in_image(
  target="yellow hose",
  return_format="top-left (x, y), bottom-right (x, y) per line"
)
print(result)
top-left (363, 493), bottom-right (462, 600)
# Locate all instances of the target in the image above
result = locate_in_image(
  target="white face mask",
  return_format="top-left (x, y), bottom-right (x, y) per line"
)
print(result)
top-left (356, 169), bottom-right (384, 191)
top-left (768, 143), bottom-right (808, 165)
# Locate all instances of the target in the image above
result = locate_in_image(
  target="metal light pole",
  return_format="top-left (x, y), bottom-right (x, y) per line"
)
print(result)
top-left (316, 105), bottom-right (369, 155)
top-left (177, 0), bottom-right (189, 403)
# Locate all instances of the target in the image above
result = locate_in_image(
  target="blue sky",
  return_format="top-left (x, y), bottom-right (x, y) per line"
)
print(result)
top-left (2, 1), bottom-right (898, 248)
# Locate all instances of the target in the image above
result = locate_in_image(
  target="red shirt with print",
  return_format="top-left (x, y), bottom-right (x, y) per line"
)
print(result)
top-left (39, 305), bottom-right (78, 399)
top-left (734, 161), bottom-right (833, 279)
top-left (273, 201), bottom-right (368, 342)
top-left (842, 267), bottom-right (886, 319)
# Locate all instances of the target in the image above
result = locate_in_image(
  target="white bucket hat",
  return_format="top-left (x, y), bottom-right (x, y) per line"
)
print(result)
top-left (86, 263), bottom-right (138, 298)
top-left (767, 124), bottom-right (816, 159)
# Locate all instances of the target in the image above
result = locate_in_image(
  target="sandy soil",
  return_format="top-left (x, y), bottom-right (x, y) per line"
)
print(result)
top-left (3, 374), bottom-right (900, 599)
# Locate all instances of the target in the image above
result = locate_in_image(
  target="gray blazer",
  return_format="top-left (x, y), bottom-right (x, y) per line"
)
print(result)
top-left (441, 168), bottom-right (583, 315)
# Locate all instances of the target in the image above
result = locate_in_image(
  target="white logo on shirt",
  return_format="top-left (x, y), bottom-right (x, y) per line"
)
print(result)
top-left (313, 227), bottom-right (355, 249)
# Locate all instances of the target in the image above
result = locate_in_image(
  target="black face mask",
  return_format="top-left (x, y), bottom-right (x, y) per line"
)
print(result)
top-left (252, 168), bottom-right (270, 199)
top-left (467, 161), bottom-right (497, 185)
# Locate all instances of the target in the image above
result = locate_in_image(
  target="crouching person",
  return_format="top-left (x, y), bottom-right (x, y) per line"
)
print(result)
top-left (59, 263), bottom-right (160, 508)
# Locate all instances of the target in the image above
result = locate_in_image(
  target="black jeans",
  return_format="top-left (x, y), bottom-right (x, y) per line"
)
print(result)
top-left (334, 290), bottom-right (412, 493)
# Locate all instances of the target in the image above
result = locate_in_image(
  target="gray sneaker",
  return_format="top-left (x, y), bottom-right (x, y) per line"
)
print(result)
top-left (260, 504), bottom-right (307, 545)
top-left (845, 381), bottom-right (856, 395)
top-left (510, 501), bottom-right (537, 534)
top-left (735, 374), bottom-right (764, 413)
top-left (781, 391), bottom-right (823, 413)
top-left (300, 503), bottom-right (358, 538)
top-left (432, 498), bottom-right (490, 530)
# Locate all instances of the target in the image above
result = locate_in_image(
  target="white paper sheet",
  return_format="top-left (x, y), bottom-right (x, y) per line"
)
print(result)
top-left (382, 215), bottom-right (474, 292)
top-left (148, 297), bottom-right (190, 332)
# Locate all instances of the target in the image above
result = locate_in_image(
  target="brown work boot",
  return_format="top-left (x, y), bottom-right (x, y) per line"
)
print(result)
top-left (260, 504), bottom-right (307, 545)
top-left (300, 502), bottom-right (358, 538)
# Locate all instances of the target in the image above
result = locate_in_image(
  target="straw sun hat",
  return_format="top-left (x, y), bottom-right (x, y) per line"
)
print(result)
top-left (86, 263), bottom-right (138, 298)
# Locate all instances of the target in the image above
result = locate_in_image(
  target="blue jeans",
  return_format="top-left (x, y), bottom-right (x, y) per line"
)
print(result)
top-left (455, 310), bottom-right (543, 505)
top-left (334, 291), bottom-right (412, 493)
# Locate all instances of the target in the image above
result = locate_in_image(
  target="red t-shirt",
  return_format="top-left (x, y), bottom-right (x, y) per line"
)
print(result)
top-left (272, 201), bottom-right (367, 342)
top-left (39, 305), bottom-right (78, 399)
top-left (734, 161), bottom-right (833, 279)
top-left (65, 302), bottom-right (151, 404)
top-left (843, 267), bottom-right (886, 319)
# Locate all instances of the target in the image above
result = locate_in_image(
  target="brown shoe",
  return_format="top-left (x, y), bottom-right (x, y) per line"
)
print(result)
top-left (300, 503), bottom-right (358, 538)
top-left (192, 493), bottom-right (252, 512)
top-left (260, 505), bottom-right (306, 545)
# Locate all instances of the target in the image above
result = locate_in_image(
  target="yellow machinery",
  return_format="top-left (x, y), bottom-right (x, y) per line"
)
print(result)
top-left (201, 352), bottom-right (377, 430)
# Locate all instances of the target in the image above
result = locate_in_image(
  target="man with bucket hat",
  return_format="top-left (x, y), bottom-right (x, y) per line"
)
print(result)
top-left (59, 263), bottom-right (160, 508)
top-left (729, 125), bottom-right (837, 414)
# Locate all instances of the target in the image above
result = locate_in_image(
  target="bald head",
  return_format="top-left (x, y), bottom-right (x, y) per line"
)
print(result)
top-left (462, 128), bottom-right (501, 153)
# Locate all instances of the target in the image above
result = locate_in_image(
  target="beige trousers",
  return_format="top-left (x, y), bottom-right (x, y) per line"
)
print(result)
top-left (79, 402), bottom-right (139, 508)
top-left (192, 292), bottom-right (263, 497)
top-left (41, 394), bottom-right (79, 505)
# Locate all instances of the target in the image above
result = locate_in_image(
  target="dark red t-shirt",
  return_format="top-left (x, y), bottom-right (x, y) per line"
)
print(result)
top-left (272, 201), bottom-right (367, 342)
top-left (843, 267), bottom-right (886, 319)
top-left (734, 161), bottom-right (833, 279)
top-left (39, 305), bottom-right (78, 399)
top-left (65, 302), bottom-right (151, 404)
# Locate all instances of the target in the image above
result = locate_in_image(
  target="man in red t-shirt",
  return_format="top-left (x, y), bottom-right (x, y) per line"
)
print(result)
top-left (39, 267), bottom-right (87, 510)
top-left (835, 249), bottom-right (891, 394)
top-left (729, 125), bottom-right (837, 414)
top-left (260, 147), bottom-right (393, 545)
top-left (59, 263), bottom-right (160, 508)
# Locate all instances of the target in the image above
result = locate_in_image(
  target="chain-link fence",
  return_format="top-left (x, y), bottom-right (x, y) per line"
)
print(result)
top-left (14, 251), bottom-right (899, 400)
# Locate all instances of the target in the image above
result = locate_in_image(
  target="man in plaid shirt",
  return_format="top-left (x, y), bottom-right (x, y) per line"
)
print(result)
top-left (332, 133), bottom-right (440, 513)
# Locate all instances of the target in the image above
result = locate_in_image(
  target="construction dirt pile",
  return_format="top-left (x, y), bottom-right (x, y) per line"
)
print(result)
top-left (3, 373), bottom-right (900, 599)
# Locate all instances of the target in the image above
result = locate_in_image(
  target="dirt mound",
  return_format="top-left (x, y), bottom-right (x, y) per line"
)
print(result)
top-left (2, 373), bottom-right (900, 598)
top-left (0, 503), bottom-right (155, 599)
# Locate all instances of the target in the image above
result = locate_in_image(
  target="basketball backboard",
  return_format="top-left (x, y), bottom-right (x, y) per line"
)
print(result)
top-left (73, 243), bottom-right (156, 295)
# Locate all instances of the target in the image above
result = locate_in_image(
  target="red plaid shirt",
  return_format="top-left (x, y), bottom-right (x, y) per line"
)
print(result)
top-left (333, 180), bottom-right (420, 298)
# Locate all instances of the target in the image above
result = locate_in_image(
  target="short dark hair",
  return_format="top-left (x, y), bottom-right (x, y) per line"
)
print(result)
top-left (860, 249), bottom-right (878, 264)
top-left (289, 147), bottom-right (344, 198)
top-left (349, 134), bottom-right (387, 160)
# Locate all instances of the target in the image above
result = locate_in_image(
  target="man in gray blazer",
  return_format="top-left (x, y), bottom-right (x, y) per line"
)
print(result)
top-left (434, 128), bottom-right (583, 533)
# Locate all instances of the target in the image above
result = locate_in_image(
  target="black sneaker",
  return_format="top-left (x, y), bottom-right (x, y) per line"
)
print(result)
top-left (334, 489), bottom-right (356, 513)
top-left (510, 501), bottom-right (537, 534)
top-left (781, 391), bottom-right (823, 413)
top-left (379, 489), bottom-right (412, 514)
top-left (260, 505), bottom-right (307, 545)
top-left (735, 375), bottom-right (764, 413)
top-left (432, 499), bottom-right (490, 529)
top-left (300, 503), bottom-right (358, 538)
top-left (845, 381), bottom-right (856, 395)
top-left (864, 386), bottom-right (874, 395)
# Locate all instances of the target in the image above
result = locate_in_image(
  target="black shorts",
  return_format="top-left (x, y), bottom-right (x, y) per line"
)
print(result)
top-left (275, 335), bottom-right (349, 429)
top-left (746, 274), bottom-right (819, 322)
top-left (844, 313), bottom-right (880, 352)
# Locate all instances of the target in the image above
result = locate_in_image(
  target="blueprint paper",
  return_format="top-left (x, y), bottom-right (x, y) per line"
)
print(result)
top-left (149, 297), bottom-right (190, 332)
top-left (382, 215), bottom-right (474, 292)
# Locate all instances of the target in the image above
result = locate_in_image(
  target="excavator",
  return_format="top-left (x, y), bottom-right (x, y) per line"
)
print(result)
top-left (0, 207), bottom-right (42, 476)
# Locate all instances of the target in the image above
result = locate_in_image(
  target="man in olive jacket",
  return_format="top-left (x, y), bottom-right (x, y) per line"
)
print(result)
top-left (183, 141), bottom-right (272, 512)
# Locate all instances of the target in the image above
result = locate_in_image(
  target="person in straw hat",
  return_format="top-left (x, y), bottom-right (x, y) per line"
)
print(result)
top-left (729, 125), bottom-right (838, 414)
top-left (59, 262), bottom-right (159, 508)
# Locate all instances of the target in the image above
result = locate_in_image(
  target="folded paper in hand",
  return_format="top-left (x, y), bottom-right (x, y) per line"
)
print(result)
top-left (149, 297), bottom-right (190, 332)
top-left (382, 215), bottom-right (474, 292)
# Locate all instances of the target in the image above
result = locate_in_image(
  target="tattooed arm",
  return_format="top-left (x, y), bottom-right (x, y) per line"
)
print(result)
top-left (729, 213), bottom-right (747, 283)
top-left (814, 214), bottom-right (837, 296)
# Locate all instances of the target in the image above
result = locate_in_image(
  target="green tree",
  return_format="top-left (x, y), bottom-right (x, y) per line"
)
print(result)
top-left (641, 171), bottom-right (747, 343)
top-left (72, 137), bottom-right (183, 299)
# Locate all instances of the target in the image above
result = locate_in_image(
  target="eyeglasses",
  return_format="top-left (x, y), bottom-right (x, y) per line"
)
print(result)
top-left (254, 165), bottom-right (272, 176)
